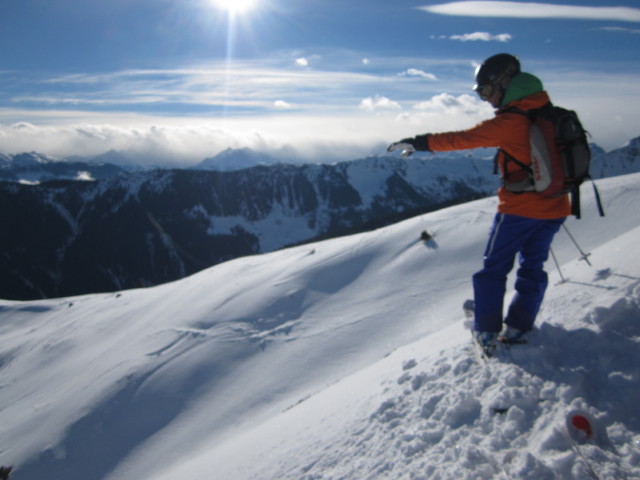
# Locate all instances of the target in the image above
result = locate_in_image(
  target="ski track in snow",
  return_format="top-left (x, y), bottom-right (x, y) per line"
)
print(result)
top-left (1, 173), bottom-right (640, 480)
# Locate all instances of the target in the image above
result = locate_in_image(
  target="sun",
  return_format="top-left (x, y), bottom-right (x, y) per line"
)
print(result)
top-left (212, 0), bottom-right (257, 14)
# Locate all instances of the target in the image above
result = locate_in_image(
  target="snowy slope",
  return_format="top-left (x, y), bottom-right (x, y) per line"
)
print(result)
top-left (171, 226), bottom-right (640, 480)
top-left (1, 174), bottom-right (639, 480)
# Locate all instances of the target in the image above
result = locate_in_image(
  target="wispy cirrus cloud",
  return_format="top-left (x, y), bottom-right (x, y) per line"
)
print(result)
top-left (450, 32), bottom-right (512, 42)
top-left (601, 26), bottom-right (640, 34)
top-left (5, 64), bottom-right (390, 114)
top-left (419, 1), bottom-right (640, 22)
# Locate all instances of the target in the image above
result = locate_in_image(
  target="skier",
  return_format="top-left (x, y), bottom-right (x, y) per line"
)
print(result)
top-left (388, 53), bottom-right (570, 356)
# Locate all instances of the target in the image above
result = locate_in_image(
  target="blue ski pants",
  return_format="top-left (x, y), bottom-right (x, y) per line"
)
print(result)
top-left (473, 213), bottom-right (565, 333)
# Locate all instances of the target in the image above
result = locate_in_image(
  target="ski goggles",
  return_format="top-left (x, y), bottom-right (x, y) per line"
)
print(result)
top-left (474, 83), bottom-right (496, 101)
top-left (474, 65), bottom-right (515, 101)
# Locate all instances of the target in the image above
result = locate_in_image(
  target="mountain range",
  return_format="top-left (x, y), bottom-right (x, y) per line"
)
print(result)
top-left (1, 137), bottom-right (639, 300)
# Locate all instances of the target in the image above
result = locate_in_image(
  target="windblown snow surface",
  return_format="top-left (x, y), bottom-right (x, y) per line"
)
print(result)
top-left (1, 173), bottom-right (639, 480)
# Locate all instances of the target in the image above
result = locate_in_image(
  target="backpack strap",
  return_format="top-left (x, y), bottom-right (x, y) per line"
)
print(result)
top-left (494, 105), bottom-right (542, 187)
top-left (571, 185), bottom-right (581, 219)
top-left (570, 177), bottom-right (605, 219)
top-left (499, 103), bottom-right (548, 121)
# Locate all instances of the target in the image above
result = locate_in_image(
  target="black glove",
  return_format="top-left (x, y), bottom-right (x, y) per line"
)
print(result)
top-left (387, 134), bottom-right (430, 157)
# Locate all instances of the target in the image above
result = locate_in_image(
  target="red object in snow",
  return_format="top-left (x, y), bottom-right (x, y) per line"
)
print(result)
top-left (571, 414), bottom-right (593, 439)
top-left (566, 409), bottom-right (597, 443)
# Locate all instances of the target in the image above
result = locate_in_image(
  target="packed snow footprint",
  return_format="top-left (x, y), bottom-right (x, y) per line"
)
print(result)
top-left (363, 353), bottom-right (553, 478)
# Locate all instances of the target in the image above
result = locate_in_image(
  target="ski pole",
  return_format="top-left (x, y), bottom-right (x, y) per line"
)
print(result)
top-left (562, 224), bottom-right (592, 266)
top-left (550, 247), bottom-right (567, 284)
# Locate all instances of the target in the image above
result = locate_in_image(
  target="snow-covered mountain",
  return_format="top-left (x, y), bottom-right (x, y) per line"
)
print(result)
top-left (1, 173), bottom-right (638, 480)
top-left (85, 150), bottom-right (142, 170)
top-left (0, 154), bottom-right (499, 300)
top-left (192, 147), bottom-right (291, 171)
top-left (590, 137), bottom-right (640, 179)
top-left (1, 135), bottom-right (639, 181)
top-left (0, 151), bottom-right (131, 183)
top-left (1, 137), bottom-right (640, 301)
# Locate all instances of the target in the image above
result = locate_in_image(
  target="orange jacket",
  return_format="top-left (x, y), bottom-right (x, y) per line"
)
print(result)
top-left (428, 91), bottom-right (571, 219)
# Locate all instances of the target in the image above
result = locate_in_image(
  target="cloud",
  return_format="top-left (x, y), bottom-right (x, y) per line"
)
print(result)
top-left (450, 32), bottom-right (512, 42)
top-left (0, 120), bottom-right (291, 166)
top-left (10, 122), bottom-right (40, 132)
top-left (0, 113), bottom-right (422, 165)
top-left (412, 93), bottom-right (491, 117)
top-left (601, 26), bottom-right (640, 34)
top-left (359, 96), bottom-right (402, 112)
top-left (295, 57), bottom-right (309, 67)
top-left (1, 57), bottom-right (638, 162)
top-left (400, 69), bottom-right (438, 80)
top-left (4, 64), bottom-right (387, 115)
top-left (274, 100), bottom-right (293, 109)
top-left (419, 2), bottom-right (640, 22)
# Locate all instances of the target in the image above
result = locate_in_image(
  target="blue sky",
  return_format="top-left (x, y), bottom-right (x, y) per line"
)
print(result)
top-left (1, 0), bottom-right (639, 165)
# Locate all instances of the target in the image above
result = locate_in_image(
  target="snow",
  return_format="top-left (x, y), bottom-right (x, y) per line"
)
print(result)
top-left (1, 173), bottom-right (640, 480)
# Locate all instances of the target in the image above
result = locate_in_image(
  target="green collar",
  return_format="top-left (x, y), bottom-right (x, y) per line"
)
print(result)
top-left (501, 73), bottom-right (544, 106)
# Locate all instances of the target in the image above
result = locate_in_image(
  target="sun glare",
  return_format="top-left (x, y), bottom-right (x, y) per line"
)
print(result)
top-left (212, 0), bottom-right (257, 14)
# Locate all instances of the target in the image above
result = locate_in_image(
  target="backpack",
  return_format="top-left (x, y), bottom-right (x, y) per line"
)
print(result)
top-left (497, 102), bottom-right (604, 219)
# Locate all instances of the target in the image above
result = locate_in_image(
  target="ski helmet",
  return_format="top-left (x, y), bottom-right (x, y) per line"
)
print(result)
top-left (473, 53), bottom-right (521, 98)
